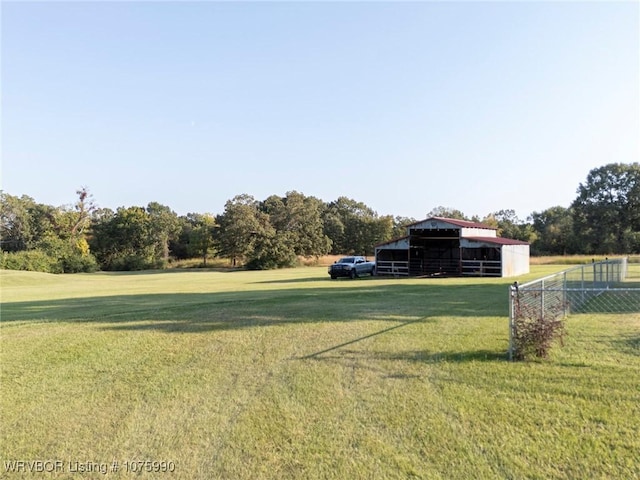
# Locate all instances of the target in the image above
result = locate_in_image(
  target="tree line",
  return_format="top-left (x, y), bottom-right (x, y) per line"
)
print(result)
top-left (1, 163), bottom-right (639, 273)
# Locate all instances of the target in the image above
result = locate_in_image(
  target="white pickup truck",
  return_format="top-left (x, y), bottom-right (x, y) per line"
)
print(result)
top-left (328, 256), bottom-right (376, 279)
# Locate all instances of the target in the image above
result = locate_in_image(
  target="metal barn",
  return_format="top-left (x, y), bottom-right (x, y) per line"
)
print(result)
top-left (375, 217), bottom-right (529, 278)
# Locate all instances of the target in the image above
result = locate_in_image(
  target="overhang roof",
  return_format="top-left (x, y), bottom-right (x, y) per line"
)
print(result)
top-left (375, 235), bottom-right (409, 248)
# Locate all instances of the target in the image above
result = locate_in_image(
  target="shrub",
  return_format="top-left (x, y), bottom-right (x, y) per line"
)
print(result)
top-left (103, 253), bottom-right (158, 271)
top-left (512, 315), bottom-right (565, 360)
top-left (60, 252), bottom-right (99, 273)
top-left (1, 250), bottom-right (62, 273)
top-left (1, 237), bottom-right (100, 274)
top-left (38, 236), bottom-right (99, 273)
top-left (512, 292), bottom-right (566, 360)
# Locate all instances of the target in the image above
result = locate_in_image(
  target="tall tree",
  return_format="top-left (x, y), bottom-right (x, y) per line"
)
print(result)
top-left (90, 206), bottom-right (156, 270)
top-left (427, 206), bottom-right (467, 220)
top-left (0, 193), bottom-right (38, 252)
top-left (70, 187), bottom-right (96, 240)
top-left (52, 187), bottom-right (97, 256)
top-left (187, 213), bottom-right (217, 266)
top-left (0, 193), bottom-right (58, 252)
top-left (530, 206), bottom-right (576, 255)
top-left (147, 202), bottom-right (181, 266)
top-left (324, 197), bottom-right (393, 255)
top-left (321, 212), bottom-right (344, 254)
top-left (483, 209), bottom-right (536, 242)
top-left (392, 216), bottom-right (417, 239)
top-left (571, 163), bottom-right (640, 254)
top-left (245, 227), bottom-right (297, 270)
top-left (216, 194), bottom-right (268, 266)
top-left (261, 191), bottom-right (331, 258)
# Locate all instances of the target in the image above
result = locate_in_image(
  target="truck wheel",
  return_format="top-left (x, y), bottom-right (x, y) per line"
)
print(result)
top-left (330, 275), bottom-right (337, 279)
top-left (350, 269), bottom-right (357, 279)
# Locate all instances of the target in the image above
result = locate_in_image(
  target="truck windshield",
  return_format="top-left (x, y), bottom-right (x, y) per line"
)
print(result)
top-left (338, 257), bottom-right (355, 263)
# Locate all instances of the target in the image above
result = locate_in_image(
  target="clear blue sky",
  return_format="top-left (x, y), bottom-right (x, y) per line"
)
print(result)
top-left (2, 1), bottom-right (639, 221)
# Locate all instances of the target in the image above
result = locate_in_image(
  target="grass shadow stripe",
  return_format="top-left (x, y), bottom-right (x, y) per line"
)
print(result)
top-left (298, 319), bottom-right (424, 360)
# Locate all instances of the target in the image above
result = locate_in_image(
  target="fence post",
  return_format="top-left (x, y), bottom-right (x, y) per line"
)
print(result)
top-left (508, 282), bottom-right (518, 361)
top-left (563, 270), bottom-right (568, 317)
top-left (541, 278), bottom-right (545, 319)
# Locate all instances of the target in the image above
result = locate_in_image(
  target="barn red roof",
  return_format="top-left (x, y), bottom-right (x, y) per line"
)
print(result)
top-left (408, 217), bottom-right (497, 230)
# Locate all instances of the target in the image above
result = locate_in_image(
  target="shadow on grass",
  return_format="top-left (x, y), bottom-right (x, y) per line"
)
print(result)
top-left (616, 333), bottom-right (640, 356)
top-left (251, 276), bottom-right (333, 284)
top-left (300, 320), bottom-right (424, 359)
top-left (391, 349), bottom-right (508, 363)
top-left (93, 269), bottom-right (242, 276)
top-left (306, 347), bottom-right (508, 364)
top-left (253, 275), bottom-right (379, 284)
top-left (1, 282), bottom-right (510, 335)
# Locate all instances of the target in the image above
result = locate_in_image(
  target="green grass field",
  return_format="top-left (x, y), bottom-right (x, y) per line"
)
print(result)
top-left (1, 267), bottom-right (638, 479)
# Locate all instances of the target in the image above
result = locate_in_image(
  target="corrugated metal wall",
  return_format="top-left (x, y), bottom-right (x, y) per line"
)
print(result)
top-left (501, 245), bottom-right (530, 277)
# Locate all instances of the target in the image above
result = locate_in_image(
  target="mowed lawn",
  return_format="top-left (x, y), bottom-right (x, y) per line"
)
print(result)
top-left (1, 267), bottom-right (638, 479)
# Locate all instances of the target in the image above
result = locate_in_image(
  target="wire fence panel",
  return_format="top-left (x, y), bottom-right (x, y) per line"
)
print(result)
top-left (626, 258), bottom-right (640, 279)
top-left (508, 257), bottom-right (640, 360)
top-left (570, 288), bottom-right (640, 313)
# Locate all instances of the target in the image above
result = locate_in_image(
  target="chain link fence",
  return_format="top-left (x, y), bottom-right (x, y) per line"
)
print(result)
top-left (508, 257), bottom-right (640, 360)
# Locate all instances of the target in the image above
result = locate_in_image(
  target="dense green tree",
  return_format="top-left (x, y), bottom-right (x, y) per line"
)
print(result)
top-left (321, 211), bottom-right (346, 254)
top-left (216, 194), bottom-right (269, 266)
top-left (90, 206), bottom-right (157, 270)
top-left (530, 206), bottom-right (577, 255)
top-left (147, 202), bottom-right (181, 266)
top-left (571, 163), bottom-right (640, 254)
top-left (51, 187), bottom-right (97, 259)
top-left (0, 193), bottom-right (38, 252)
top-left (362, 215), bottom-right (394, 253)
top-left (29, 202), bottom-right (58, 248)
top-left (169, 215), bottom-right (193, 260)
top-left (34, 234), bottom-right (98, 273)
top-left (90, 203), bottom-right (177, 271)
top-left (392, 216), bottom-right (417, 239)
top-left (87, 207), bottom-right (116, 265)
top-left (323, 197), bottom-right (393, 255)
top-left (187, 213), bottom-right (218, 266)
top-left (261, 191), bottom-right (331, 258)
top-left (215, 195), bottom-right (294, 270)
top-left (245, 228), bottom-right (297, 270)
top-left (483, 209), bottom-right (537, 243)
top-left (427, 206), bottom-right (468, 220)
top-left (1, 190), bottom-right (97, 272)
